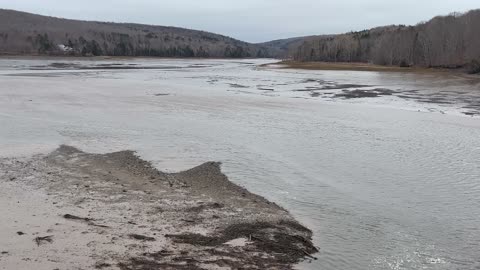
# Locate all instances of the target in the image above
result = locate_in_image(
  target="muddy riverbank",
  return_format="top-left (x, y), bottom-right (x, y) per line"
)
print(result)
top-left (0, 145), bottom-right (317, 270)
top-left (267, 60), bottom-right (478, 74)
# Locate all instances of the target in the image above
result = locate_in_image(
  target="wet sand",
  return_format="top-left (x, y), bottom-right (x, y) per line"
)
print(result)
top-left (0, 146), bottom-right (317, 269)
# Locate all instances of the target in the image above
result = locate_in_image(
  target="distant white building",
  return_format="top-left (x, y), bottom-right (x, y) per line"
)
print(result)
top-left (57, 44), bottom-right (74, 52)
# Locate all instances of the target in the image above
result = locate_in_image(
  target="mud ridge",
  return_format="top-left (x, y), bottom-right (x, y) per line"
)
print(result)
top-left (0, 145), bottom-right (317, 269)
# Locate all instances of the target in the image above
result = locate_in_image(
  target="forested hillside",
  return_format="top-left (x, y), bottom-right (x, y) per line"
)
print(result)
top-left (0, 9), bottom-right (271, 58)
top-left (2, 8), bottom-right (479, 72)
top-left (293, 10), bottom-right (480, 73)
top-left (257, 36), bottom-right (324, 58)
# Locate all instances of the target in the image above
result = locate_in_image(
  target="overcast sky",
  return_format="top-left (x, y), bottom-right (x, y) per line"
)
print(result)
top-left (1, 0), bottom-right (479, 42)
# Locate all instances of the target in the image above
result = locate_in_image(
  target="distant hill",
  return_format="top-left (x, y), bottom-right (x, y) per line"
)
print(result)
top-left (0, 9), bottom-right (273, 58)
top-left (257, 36), bottom-right (320, 58)
top-left (293, 9), bottom-right (480, 73)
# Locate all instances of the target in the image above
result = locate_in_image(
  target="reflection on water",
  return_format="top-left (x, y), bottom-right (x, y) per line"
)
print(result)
top-left (1, 58), bottom-right (480, 269)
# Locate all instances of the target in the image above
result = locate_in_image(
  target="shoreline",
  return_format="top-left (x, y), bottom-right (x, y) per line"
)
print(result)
top-left (265, 60), bottom-right (476, 74)
top-left (0, 145), bottom-right (317, 269)
top-left (0, 54), bottom-right (265, 61)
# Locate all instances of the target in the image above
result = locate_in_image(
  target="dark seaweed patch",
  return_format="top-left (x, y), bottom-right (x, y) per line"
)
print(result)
top-left (463, 111), bottom-right (479, 116)
top-left (322, 84), bottom-right (371, 90)
top-left (334, 88), bottom-right (396, 99)
top-left (118, 258), bottom-right (202, 270)
top-left (229, 83), bottom-right (249, 88)
top-left (166, 221), bottom-right (318, 263)
top-left (129, 234), bottom-right (156, 241)
top-left (34, 235), bottom-right (53, 246)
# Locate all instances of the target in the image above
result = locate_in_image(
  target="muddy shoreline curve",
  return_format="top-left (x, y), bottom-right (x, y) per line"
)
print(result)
top-left (0, 145), bottom-right (317, 269)
top-left (263, 60), bottom-right (480, 75)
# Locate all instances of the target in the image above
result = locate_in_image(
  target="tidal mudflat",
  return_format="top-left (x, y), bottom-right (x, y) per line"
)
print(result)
top-left (0, 145), bottom-right (316, 269)
top-left (1, 57), bottom-right (480, 270)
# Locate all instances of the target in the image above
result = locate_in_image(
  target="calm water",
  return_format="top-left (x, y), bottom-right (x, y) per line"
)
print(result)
top-left (1, 58), bottom-right (480, 269)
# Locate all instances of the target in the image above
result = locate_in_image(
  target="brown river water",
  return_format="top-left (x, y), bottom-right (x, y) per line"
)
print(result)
top-left (1, 58), bottom-right (480, 270)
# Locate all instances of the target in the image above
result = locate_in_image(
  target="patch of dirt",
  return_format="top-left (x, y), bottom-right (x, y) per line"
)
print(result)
top-left (186, 202), bottom-right (224, 212)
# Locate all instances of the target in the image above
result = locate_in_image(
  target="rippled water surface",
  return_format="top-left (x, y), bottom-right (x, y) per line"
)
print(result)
top-left (1, 58), bottom-right (480, 270)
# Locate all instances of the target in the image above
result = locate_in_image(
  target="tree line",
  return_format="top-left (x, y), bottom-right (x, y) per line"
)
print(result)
top-left (19, 32), bottom-right (261, 58)
top-left (0, 9), bottom-right (272, 58)
top-left (293, 10), bottom-right (480, 73)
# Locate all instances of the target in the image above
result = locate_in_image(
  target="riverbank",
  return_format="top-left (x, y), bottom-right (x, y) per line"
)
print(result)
top-left (265, 60), bottom-right (470, 74)
top-left (0, 54), bottom-right (257, 61)
top-left (0, 146), bottom-right (317, 269)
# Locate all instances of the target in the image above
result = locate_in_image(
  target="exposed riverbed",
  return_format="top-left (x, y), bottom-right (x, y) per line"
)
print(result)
top-left (1, 58), bottom-right (480, 270)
